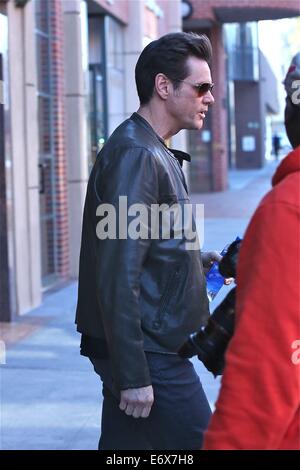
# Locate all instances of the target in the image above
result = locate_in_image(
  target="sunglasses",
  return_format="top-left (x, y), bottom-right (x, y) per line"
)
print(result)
top-left (176, 80), bottom-right (214, 96)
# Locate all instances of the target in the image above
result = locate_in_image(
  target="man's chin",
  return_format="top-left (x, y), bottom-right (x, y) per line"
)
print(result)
top-left (192, 119), bottom-right (204, 130)
top-left (183, 118), bottom-right (204, 131)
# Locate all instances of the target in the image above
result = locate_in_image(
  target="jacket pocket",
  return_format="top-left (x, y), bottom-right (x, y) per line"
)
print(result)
top-left (152, 265), bottom-right (182, 330)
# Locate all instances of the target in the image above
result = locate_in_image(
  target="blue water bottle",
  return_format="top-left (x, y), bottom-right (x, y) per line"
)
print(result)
top-left (205, 237), bottom-right (241, 302)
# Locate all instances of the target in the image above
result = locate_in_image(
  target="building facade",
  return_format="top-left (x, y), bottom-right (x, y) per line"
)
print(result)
top-left (182, 0), bottom-right (300, 188)
top-left (0, 0), bottom-right (182, 319)
top-left (0, 0), bottom-right (299, 319)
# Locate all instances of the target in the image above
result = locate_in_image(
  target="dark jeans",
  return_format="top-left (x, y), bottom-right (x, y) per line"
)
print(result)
top-left (90, 352), bottom-right (212, 450)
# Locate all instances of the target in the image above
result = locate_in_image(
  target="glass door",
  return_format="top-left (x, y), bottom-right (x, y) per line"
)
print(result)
top-left (0, 11), bottom-right (16, 320)
top-left (88, 15), bottom-right (108, 169)
top-left (89, 63), bottom-right (106, 166)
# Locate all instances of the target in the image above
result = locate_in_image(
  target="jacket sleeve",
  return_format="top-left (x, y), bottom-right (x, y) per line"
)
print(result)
top-left (94, 147), bottom-right (159, 391)
top-left (203, 200), bottom-right (300, 449)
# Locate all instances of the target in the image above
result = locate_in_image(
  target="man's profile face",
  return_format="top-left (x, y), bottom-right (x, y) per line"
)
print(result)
top-left (166, 56), bottom-right (214, 132)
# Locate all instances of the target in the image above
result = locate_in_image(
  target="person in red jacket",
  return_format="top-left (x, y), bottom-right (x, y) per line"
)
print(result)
top-left (203, 53), bottom-right (300, 450)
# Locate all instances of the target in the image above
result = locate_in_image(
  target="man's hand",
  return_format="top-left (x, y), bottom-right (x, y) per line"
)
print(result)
top-left (202, 250), bottom-right (234, 285)
top-left (202, 251), bottom-right (222, 274)
top-left (119, 385), bottom-right (154, 419)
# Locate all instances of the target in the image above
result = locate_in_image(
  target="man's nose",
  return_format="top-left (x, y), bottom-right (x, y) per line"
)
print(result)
top-left (205, 91), bottom-right (215, 105)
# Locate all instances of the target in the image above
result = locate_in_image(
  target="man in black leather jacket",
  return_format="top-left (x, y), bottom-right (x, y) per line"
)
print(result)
top-left (76, 32), bottom-right (219, 450)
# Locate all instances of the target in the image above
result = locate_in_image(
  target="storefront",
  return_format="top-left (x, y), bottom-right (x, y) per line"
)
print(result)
top-left (0, 0), bottom-right (181, 319)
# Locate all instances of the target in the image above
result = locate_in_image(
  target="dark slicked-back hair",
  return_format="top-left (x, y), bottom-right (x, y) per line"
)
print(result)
top-left (135, 32), bottom-right (212, 105)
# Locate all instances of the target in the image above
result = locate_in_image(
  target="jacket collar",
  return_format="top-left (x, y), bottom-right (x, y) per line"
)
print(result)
top-left (130, 112), bottom-right (191, 167)
top-left (272, 146), bottom-right (300, 186)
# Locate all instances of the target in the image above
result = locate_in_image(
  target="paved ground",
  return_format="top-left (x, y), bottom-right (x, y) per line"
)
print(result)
top-left (0, 159), bottom-right (279, 450)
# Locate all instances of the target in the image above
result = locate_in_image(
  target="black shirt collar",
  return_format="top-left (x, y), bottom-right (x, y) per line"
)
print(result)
top-left (130, 112), bottom-right (191, 167)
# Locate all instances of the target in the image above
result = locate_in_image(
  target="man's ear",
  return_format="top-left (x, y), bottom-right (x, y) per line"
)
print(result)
top-left (154, 73), bottom-right (170, 100)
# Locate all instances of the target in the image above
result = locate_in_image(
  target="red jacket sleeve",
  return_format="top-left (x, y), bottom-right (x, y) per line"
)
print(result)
top-left (203, 199), bottom-right (300, 449)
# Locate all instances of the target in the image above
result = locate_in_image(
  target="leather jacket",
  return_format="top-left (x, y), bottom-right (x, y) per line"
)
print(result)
top-left (75, 113), bottom-right (209, 391)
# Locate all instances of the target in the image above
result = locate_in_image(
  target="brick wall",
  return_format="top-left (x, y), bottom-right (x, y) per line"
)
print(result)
top-left (190, 0), bottom-right (300, 22)
top-left (49, 0), bottom-right (69, 279)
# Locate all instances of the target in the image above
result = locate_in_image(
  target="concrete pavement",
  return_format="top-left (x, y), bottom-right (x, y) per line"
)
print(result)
top-left (0, 159), bottom-right (279, 450)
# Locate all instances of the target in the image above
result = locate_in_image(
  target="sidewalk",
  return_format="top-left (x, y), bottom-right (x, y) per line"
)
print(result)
top-left (0, 160), bottom-right (279, 450)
